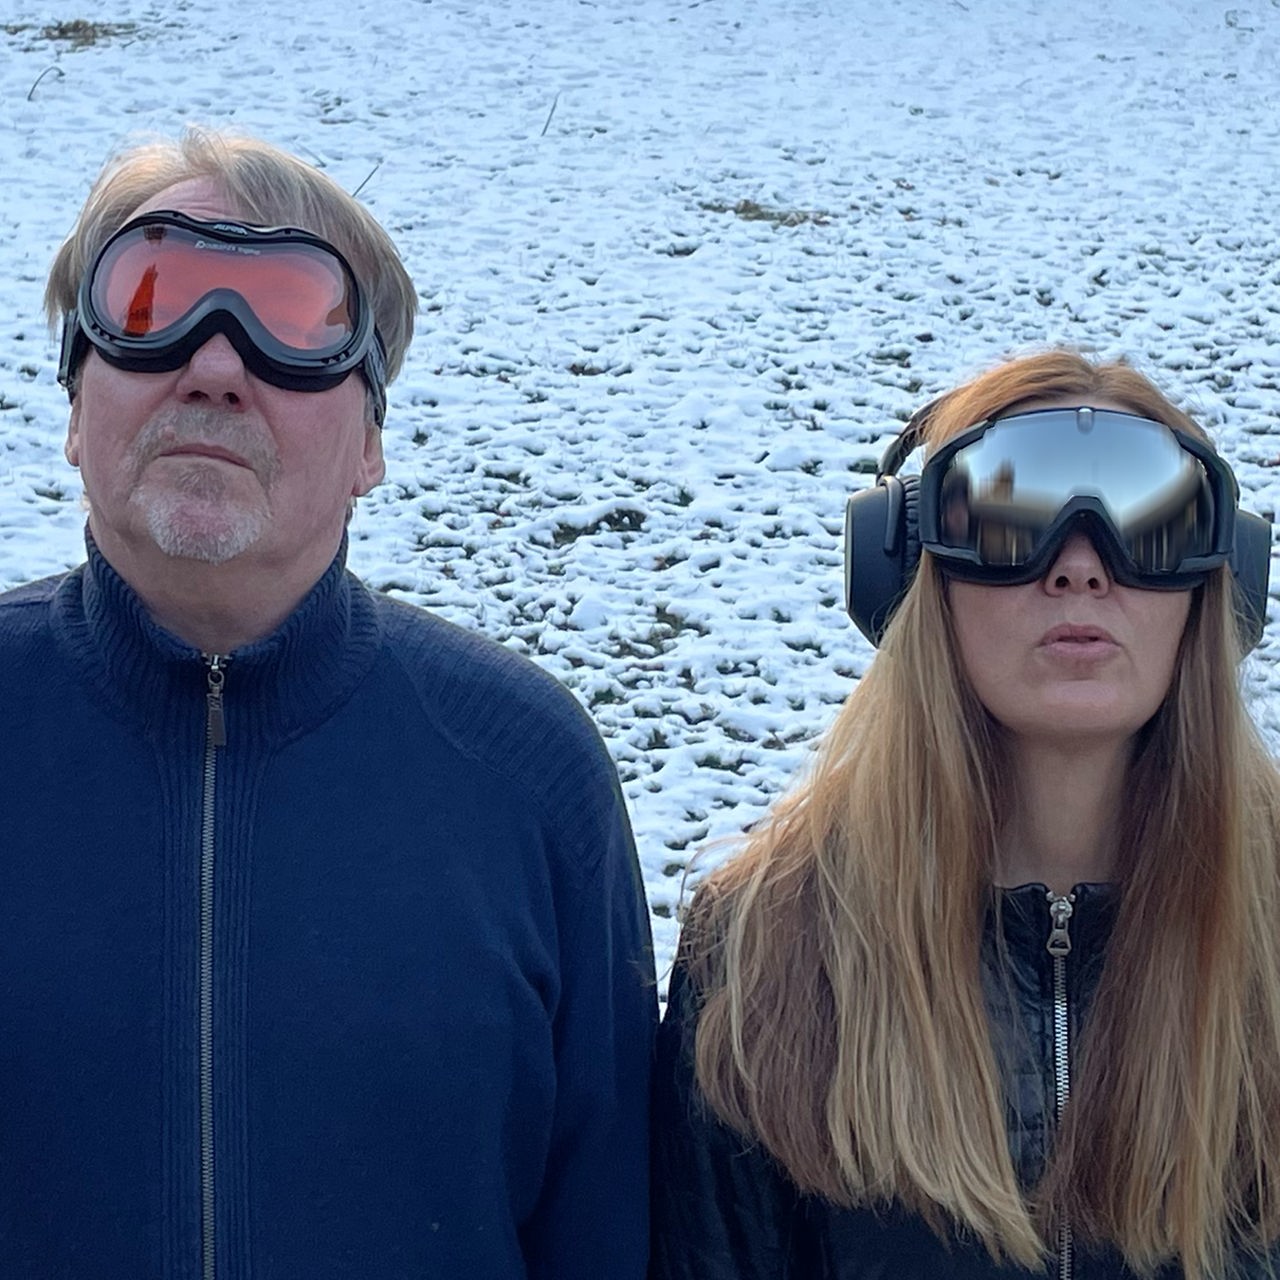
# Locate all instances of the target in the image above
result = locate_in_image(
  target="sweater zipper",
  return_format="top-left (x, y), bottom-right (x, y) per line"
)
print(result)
top-left (1046, 892), bottom-right (1076, 1280)
top-left (201, 653), bottom-right (229, 1280)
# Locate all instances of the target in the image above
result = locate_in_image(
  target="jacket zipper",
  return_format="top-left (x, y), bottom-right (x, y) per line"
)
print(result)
top-left (1046, 892), bottom-right (1076, 1280)
top-left (201, 654), bottom-right (229, 1280)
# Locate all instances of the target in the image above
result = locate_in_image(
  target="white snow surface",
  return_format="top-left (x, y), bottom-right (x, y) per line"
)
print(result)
top-left (3, 0), bottom-right (1280, 983)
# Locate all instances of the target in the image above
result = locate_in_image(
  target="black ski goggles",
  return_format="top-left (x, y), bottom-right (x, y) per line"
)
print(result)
top-left (918, 407), bottom-right (1238, 589)
top-left (58, 211), bottom-right (388, 426)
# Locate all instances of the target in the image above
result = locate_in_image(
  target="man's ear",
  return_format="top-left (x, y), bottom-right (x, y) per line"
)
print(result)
top-left (65, 397), bottom-right (82, 467)
top-left (352, 424), bottom-right (385, 497)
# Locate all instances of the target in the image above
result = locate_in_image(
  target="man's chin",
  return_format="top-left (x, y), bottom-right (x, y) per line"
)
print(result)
top-left (135, 496), bottom-right (268, 566)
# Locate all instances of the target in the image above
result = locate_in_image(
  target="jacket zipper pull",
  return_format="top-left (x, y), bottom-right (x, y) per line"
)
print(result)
top-left (205, 654), bottom-right (229, 748)
top-left (1046, 892), bottom-right (1075, 957)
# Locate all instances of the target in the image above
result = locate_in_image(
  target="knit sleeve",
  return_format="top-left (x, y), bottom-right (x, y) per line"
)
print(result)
top-left (520, 771), bottom-right (658, 1280)
top-left (375, 598), bottom-right (659, 1276)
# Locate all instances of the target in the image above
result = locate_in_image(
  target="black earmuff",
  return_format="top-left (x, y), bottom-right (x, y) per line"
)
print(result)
top-left (843, 402), bottom-right (1272, 652)
top-left (843, 401), bottom-right (937, 648)
top-left (1230, 509), bottom-right (1271, 652)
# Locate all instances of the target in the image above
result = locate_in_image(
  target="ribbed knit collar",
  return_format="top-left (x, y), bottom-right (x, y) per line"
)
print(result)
top-left (50, 531), bottom-right (384, 749)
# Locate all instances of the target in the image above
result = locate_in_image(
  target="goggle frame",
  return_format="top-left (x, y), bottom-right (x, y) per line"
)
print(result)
top-left (915, 408), bottom-right (1239, 590)
top-left (58, 211), bottom-right (388, 425)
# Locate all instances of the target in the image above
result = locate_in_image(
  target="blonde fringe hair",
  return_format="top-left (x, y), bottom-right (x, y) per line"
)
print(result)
top-left (44, 128), bottom-right (417, 386)
top-left (686, 351), bottom-right (1280, 1278)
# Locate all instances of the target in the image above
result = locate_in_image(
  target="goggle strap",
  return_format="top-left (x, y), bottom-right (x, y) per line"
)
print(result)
top-left (878, 394), bottom-right (945, 479)
top-left (57, 317), bottom-right (83, 391)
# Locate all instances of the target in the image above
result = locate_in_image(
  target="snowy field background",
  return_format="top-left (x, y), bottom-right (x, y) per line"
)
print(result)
top-left (3, 0), bottom-right (1280, 980)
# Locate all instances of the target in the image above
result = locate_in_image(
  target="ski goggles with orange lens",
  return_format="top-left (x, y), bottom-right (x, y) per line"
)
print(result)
top-left (58, 211), bottom-right (388, 425)
top-left (918, 407), bottom-right (1239, 589)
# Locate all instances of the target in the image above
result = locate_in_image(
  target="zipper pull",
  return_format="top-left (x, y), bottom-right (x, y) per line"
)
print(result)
top-left (205, 654), bottom-right (229, 748)
top-left (1046, 892), bottom-right (1075, 957)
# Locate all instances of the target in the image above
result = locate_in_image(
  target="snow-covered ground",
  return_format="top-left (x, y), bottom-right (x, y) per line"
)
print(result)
top-left (3, 0), bottom-right (1280, 979)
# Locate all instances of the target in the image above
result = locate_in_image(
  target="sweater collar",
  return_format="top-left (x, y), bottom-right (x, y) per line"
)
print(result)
top-left (53, 531), bottom-right (382, 746)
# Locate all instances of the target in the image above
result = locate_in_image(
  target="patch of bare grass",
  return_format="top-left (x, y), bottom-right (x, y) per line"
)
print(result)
top-left (5, 19), bottom-right (138, 48)
top-left (700, 198), bottom-right (831, 228)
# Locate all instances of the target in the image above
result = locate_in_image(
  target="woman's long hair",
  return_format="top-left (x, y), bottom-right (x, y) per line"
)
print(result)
top-left (686, 351), bottom-right (1280, 1277)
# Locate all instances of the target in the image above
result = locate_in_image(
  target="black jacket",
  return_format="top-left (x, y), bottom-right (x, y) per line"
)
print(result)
top-left (651, 884), bottom-right (1275, 1280)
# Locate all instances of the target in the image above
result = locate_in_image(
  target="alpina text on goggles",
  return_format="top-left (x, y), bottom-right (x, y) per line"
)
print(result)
top-left (917, 407), bottom-right (1238, 589)
top-left (58, 211), bottom-right (388, 425)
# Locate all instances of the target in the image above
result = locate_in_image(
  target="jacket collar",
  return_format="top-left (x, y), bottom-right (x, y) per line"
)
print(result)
top-left (993, 880), bottom-right (1119, 960)
top-left (51, 530), bottom-right (383, 747)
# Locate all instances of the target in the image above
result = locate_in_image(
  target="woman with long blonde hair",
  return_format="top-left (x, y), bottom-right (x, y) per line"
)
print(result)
top-left (650, 351), bottom-right (1280, 1280)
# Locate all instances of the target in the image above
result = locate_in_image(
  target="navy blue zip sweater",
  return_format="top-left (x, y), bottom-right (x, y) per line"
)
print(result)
top-left (0, 537), bottom-right (656, 1280)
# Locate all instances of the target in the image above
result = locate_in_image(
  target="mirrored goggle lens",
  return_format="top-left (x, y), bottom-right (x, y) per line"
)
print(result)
top-left (90, 223), bottom-right (356, 354)
top-left (932, 409), bottom-right (1217, 573)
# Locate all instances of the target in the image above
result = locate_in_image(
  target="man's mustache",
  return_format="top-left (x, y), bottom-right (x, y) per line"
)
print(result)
top-left (127, 407), bottom-right (280, 486)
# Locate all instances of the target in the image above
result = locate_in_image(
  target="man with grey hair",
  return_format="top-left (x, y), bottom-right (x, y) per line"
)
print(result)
top-left (0, 129), bottom-right (655, 1280)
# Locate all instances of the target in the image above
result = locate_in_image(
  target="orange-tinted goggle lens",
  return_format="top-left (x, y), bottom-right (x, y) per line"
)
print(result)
top-left (91, 223), bottom-right (356, 353)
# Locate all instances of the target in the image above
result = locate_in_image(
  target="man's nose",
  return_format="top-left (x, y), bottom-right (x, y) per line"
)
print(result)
top-left (172, 333), bottom-right (251, 408)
